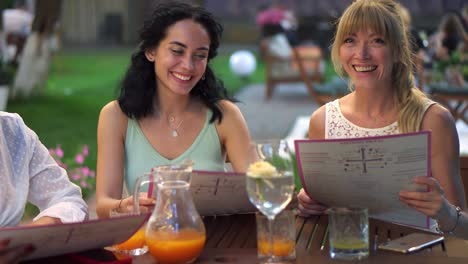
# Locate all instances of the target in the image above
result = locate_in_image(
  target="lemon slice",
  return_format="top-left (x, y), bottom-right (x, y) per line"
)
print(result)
top-left (247, 161), bottom-right (278, 177)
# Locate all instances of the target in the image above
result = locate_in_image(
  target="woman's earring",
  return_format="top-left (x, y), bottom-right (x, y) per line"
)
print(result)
top-left (202, 74), bottom-right (205, 80)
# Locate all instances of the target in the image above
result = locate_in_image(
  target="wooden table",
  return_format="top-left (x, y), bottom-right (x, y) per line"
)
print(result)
top-left (25, 213), bottom-right (468, 263)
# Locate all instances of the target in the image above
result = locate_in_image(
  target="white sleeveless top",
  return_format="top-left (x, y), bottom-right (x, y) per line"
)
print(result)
top-left (325, 99), bottom-right (436, 139)
top-left (324, 99), bottom-right (438, 231)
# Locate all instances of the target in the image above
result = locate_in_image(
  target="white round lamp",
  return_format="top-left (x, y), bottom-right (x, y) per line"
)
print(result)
top-left (229, 50), bottom-right (257, 78)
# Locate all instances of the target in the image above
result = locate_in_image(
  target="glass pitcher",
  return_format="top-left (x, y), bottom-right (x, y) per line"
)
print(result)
top-left (133, 160), bottom-right (206, 264)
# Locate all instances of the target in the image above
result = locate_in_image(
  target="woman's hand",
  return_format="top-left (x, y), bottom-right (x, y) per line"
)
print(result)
top-left (117, 192), bottom-right (156, 214)
top-left (399, 176), bottom-right (449, 218)
top-left (297, 188), bottom-right (328, 216)
top-left (0, 239), bottom-right (35, 264)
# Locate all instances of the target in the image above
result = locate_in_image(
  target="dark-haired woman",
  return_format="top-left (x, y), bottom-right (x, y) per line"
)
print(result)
top-left (96, 2), bottom-right (252, 218)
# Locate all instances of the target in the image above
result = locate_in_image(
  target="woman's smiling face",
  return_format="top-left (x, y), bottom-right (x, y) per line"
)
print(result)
top-left (339, 29), bottom-right (394, 90)
top-left (146, 19), bottom-right (210, 95)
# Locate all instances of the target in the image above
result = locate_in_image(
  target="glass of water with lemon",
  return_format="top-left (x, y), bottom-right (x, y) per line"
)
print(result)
top-left (246, 140), bottom-right (295, 263)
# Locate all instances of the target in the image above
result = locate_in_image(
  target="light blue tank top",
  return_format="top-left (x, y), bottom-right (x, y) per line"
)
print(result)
top-left (124, 110), bottom-right (225, 193)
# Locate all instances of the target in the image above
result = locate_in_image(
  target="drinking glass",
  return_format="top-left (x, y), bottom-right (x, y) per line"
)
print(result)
top-left (246, 139), bottom-right (295, 263)
top-left (328, 207), bottom-right (369, 261)
top-left (256, 210), bottom-right (296, 262)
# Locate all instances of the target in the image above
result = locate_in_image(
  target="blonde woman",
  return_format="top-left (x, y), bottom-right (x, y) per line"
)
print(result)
top-left (297, 0), bottom-right (465, 231)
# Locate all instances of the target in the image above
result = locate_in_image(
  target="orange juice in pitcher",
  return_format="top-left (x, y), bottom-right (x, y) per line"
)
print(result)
top-left (146, 228), bottom-right (206, 264)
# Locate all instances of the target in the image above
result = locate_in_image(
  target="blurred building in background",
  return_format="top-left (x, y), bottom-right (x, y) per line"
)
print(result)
top-left (56, 0), bottom-right (467, 49)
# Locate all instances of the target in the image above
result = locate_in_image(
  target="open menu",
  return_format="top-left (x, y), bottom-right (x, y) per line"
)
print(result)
top-left (191, 170), bottom-right (256, 216)
top-left (0, 213), bottom-right (149, 260)
top-left (295, 131), bottom-right (431, 229)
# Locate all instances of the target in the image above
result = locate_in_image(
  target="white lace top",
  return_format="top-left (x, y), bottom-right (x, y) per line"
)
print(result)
top-left (0, 112), bottom-right (88, 227)
top-left (325, 99), bottom-right (399, 139)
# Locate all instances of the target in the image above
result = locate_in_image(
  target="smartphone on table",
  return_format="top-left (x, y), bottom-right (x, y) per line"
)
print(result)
top-left (378, 233), bottom-right (444, 253)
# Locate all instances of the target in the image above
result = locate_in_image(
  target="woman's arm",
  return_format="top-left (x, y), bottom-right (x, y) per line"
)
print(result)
top-left (421, 104), bottom-right (466, 208)
top-left (216, 100), bottom-right (253, 173)
top-left (96, 101), bottom-right (128, 218)
top-left (25, 119), bottom-right (88, 224)
top-left (297, 105), bottom-right (328, 216)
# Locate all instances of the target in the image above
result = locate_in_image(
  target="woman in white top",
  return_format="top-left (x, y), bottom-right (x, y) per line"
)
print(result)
top-left (297, 0), bottom-right (466, 229)
top-left (0, 112), bottom-right (88, 227)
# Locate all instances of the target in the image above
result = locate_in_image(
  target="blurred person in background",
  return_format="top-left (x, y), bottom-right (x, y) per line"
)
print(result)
top-left (256, 1), bottom-right (299, 46)
top-left (1, 0), bottom-right (33, 65)
top-left (428, 12), bottom-right (467, 61)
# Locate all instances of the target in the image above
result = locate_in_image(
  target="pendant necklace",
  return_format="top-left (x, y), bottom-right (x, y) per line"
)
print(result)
top-left (168, 115), bottom-right (183, 137)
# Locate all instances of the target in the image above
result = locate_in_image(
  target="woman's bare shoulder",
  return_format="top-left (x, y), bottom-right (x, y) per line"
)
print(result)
top-left (421, 103), bottom-right (455, 130)
top-left (99, 101), bottom-right (128, 132)
top-left (309, 105), bottom-right (326, 139)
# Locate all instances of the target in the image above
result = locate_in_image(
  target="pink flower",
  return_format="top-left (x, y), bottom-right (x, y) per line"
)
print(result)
top-left (56, 147), bottom-right (64, 158)
top-left (75, 154), bottom-right (84, 164)
top-left (48, 144), bottom-right (96, 197)
top-left (81, 167), bottom-right (90, 177)
top-left (82, 145), bottom-right (89, 156)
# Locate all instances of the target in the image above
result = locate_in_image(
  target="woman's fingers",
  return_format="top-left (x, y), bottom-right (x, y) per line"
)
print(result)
top-left (297, 203), bottom-right (327, 216)
top-left (297, 188), bottom-right (327, 216)
top-left (400, 192), bottom-right (442, 218)
top-left (399, 190), bottom-right (438, 202)
top-left (138, 192), bottom-right (156, 206)
top-left (297, 188), bottom-right (316, 203)
top-left (411, 176), bottom-right (444, 194)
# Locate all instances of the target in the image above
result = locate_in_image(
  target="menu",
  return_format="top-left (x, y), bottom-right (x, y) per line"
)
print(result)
top-left (191, 170), bottom-right (256, 216)
top-left (295, 131), bottom-right (431, 229)
top-left (0, 213), bottom-right (149, 260)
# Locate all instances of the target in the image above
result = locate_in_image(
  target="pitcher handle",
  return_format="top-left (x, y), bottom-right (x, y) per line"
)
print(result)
top-left (132, 172), bottom-right (156, 215)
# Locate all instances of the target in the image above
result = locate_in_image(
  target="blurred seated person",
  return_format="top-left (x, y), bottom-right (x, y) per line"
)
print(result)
top-left (2, 0), bottom-right (33, 65)
top-left (428, 12), bottom-right (467, 61)
top-left (0, 111), bottom-right (88, 227)
top-left (256, 2), bottom-right (298, 46)
top-left (297, 0), bottom-right (466, 229)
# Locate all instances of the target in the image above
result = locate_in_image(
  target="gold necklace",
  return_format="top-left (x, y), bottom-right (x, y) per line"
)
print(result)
top-left (168, 115), bottom-right (183, 137)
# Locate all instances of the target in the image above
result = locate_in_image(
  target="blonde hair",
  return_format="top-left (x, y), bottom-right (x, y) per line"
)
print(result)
top-left (331, 0), bottom-right (430, 133)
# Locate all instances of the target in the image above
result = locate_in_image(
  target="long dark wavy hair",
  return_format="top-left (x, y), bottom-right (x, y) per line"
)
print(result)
top-left (118, 2), bottom-right (233, 123)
